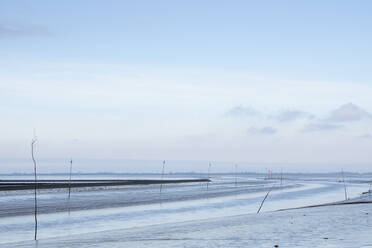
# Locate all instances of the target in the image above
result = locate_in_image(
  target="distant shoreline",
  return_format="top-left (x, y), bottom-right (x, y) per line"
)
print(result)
top-left (1, 171), bottom-right (371, 176)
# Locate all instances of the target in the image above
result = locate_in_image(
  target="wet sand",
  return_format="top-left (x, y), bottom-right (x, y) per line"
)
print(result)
top-left (0, 179), bottom-right (210, 191)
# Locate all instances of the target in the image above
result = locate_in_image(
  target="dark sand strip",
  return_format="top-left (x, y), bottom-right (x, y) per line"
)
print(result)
top-left (276, 199), bottom-right (372, 212)
top-left (0, 179), bottom-right (210, 191)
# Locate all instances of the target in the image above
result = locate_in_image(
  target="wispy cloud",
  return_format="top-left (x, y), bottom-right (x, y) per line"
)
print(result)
top-left (357, 134), bottom-right (372, 139)
top-left (0, 24), bottom-right (51, 39)
top-left (301, 103), bottom-right (371, 133)
top-left (247, 126), bottom-right (277, 135)
top-left (327, 103), bottom-right (372, 122)
top-left (274, 110), bottom-right (313, 122)
top-left (302, 123), bottom-right (343, 132)
top-left (225, 105), bottom-right (260, 119)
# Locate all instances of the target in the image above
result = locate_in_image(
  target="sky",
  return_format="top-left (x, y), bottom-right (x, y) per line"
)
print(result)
top-left (1, 0), bottom-right (372, 173)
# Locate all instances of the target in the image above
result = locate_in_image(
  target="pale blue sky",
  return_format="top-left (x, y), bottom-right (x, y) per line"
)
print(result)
top-left (1, 1), bottom-right (372, 172)
top-left (2, 0), bottom-right (372, 80)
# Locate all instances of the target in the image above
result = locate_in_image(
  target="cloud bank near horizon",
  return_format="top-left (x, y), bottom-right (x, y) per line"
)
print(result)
top-left (1, 63), bottom-right (371, 169)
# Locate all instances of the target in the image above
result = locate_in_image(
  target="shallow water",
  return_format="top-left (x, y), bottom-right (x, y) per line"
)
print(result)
top-left (0, 174), bottom-right (369, 245)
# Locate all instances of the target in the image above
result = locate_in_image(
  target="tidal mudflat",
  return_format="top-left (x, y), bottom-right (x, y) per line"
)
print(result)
top-left (1, 174), bottom-right (371, 247)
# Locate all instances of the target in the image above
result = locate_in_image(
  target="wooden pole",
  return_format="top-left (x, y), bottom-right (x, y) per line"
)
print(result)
top-left (342, 169), bottom-right (348, 200)
top-left (31, 139), bottom-right (38, 240)
top-left (68, 158), bottom-right (72, 199)
top-left (160, 160), bottom-right (165, 193)
top-left (257, 185), bottom-right (274, 214)
top-left (207, 162), bottom-right (211, 190)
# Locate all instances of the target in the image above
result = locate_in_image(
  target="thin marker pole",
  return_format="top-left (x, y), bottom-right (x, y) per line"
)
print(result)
top-left (160, 160), bottom-right (165, 193)
top-left (31, 139), bottom-right (38, 240)
top-left (342, 169), bottom-right (348, 200)
top-left (257, 185), bottom-right (274, 214)
top-left (68, 158), bottom-right (73, 199)
top-left (207, 162), bottom-right (211, 190)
